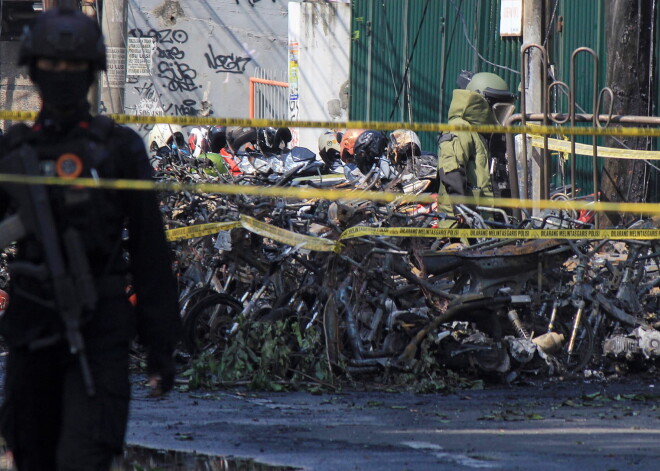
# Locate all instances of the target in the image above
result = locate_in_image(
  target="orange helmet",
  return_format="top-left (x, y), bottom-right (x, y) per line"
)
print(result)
top-left (0, 289), bottom-right (9, 311)
top-left (340, 129), bottom-right (365, 163)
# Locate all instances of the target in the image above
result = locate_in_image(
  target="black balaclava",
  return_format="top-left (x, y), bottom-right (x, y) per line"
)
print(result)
top-left (30, 64), bottom-right (94, 124)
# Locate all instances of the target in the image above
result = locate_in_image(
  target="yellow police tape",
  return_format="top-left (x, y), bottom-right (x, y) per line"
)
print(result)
top-left (0, 172), bottom-right (658, 216)
top-left (531, 135), bottom-right (660, 160)
top-left (4, 109), bottom-right (660, 138)
top-left (166, 218), bottom-right (660, 251)
top-left (166, 215), bottom-right (343, 252)
top-left (338, 226), bottom-right (659, 241)
top-left (239, 215), bottom-right (342, 252)
top-left (165, 221), bottom-right (241, 242)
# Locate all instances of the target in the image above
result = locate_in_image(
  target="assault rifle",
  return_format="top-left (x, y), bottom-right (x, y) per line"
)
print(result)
top-left (0, 144), bottom-right (97, 396)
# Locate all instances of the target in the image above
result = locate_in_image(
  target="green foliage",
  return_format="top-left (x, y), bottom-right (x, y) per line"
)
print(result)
top-left (185, 323), bottom-right (483, 394)
top-left (187, 317), bottom-right (331, 391)
top-left (380, 334), bottom-right (484, 394)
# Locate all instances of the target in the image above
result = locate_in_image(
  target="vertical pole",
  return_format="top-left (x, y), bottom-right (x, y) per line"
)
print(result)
top-left (601, 0), bottom-right (654, 227)
top-left (99, 0), bottom-right (127, 114)
top-left (523, 0), bottom-right (543, 208)
top-left (80, 1), bottom-right (100, 113)
top-left (249, 78), bottom-right (255, 119)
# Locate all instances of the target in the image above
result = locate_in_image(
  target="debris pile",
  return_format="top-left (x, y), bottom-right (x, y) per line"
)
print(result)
top-left (153, 134), bottom-right (659, 389)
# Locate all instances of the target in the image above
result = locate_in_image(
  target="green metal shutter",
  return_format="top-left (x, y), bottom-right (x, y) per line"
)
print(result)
top-left (350, 0), bottom-right (660, 202)
top-left (350, 0), bottom-right (520, 153)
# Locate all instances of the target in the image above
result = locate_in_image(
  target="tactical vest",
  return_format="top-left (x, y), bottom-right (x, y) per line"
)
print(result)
top-left (3, 116), bottom-right (128, 276)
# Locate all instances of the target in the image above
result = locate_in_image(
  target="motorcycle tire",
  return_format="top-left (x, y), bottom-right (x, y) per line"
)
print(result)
top-left (182, 292), bottom-right (243, 356)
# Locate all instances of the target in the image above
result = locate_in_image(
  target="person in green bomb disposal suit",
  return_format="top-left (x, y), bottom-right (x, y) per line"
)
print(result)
top-left (437, 71), bottom-right (516, 230)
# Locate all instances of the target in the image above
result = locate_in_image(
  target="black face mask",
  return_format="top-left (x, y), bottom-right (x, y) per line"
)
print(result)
top-left (32, 68), bottom-right (92, 110)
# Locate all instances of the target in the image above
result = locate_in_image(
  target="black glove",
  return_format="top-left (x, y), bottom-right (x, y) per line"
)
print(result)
top-left (440, 168), bottom-right (469, 197)
top-left (147, 347), bottom-right (175, 396)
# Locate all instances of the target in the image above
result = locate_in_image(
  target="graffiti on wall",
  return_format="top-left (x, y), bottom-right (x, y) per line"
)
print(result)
top-left (125, 1), bottom-right (287, 121)
top-left (128, 28), bottom-right (189, 44)
top-left (129, 28), bottom-right (200, 93)
top-left (204, 44), bottom-right (252, 74)
top-left (129, 81), bottom-right (164, 116)
top-left (157, 46), bottom-right (185, 60)
top-left (127, 27), bottom-right (209, 117)
top-left (157, 61), bottom-right (199, 92)
top-left (125, 79), bottom-right (213, 119)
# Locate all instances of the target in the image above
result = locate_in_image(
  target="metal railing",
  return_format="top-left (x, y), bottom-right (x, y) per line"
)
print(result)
top-left (249, 68), bottom-right (288, 120)
top-left (513, 44), bottom-right (658, 224)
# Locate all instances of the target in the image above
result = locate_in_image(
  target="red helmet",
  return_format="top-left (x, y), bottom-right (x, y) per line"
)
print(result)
top-left (0, 289), bottom-right (9, 311)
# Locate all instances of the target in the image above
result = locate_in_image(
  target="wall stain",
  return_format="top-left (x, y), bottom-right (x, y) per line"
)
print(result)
top-left (153, 0), bottom-right (185, 26)
top-left (327, 80), bottom-right (349, 119)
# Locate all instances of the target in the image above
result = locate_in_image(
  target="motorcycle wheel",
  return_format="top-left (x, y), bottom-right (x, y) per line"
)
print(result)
top-left (182, 293), bottom-right (243, 356)
top-left (552, 319), bottom-right (595, 373)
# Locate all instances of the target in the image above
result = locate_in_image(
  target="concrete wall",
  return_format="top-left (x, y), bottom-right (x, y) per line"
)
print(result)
top-left (0, 0), bottom-right (351, 151)
top-left (121, 0), bottom-right (291, 139)
top-left (0, 42), bottom-right (40, 132)
top-left (288, 1), bottom-right (350, 151)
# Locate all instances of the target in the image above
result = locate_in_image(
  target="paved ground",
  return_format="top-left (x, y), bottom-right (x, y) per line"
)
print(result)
top-left (126, 375), bottom-right (660, 471)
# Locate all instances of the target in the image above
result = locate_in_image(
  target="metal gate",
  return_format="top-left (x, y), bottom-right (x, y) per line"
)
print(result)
top-left (249, 68), bottom-right (288, 120)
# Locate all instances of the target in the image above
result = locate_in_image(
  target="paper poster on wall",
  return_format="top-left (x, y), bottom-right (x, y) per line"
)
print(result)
top-left (500, 0), bottom-right (523, 36)
top-left (127, 37), bottom-right (154, 76)
top-left (102, 46), bottom-right (126, 88)
top-left (288, 41), bottom-right (299, 101)
top-left (288, 40), bottom-right (300, 146)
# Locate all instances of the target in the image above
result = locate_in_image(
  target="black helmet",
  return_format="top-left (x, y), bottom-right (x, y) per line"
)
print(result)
top-left (353, 130), bottom-right (387, 174)
top-left (256, 127), bottom-right (292, 154)
top-left (226, 127), bottom-right (257, 153)
top-left (208, 126), bottom-right (227, 153)
top-left (19, 7), bottom-right (106, 70)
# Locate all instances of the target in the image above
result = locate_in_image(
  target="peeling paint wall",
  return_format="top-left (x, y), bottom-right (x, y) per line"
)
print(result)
top-left (288, 1), bottom-right (350, 151)
top-left (123, 0), bottom-right (290, 137)
top-left (0, 43), bottom-right (40, 131)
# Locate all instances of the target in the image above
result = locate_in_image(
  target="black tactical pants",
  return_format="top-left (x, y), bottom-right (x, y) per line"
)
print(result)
top-left (0, 299), bottom-right (132, 471)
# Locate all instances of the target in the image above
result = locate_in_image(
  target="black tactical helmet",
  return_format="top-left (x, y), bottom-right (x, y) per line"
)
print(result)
top-left (353, 130), bottom-right (388, 174)
top-left (208, 126), bottom-right (227, 153)
top-left (19, 7), bottom-right (106, 70)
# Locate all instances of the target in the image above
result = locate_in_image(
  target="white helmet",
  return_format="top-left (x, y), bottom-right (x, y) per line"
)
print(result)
top-left (188, 127), bottom-right (210, 157)
top-left (147, 124), bottom-right (186, 152)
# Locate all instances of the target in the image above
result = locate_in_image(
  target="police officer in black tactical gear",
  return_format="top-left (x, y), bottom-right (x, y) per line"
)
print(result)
top-left (0, 7), bottom-right (181, 470)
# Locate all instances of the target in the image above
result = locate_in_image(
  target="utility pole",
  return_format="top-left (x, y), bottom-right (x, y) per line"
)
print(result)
top-left (81, 1), bottom-right (100, 113)
top-left (522, 0), bottom-right (544, 206)
top-left (601, 0), bottom-right (654, 226)
top-left (97, 0), bottom-right (127, 114)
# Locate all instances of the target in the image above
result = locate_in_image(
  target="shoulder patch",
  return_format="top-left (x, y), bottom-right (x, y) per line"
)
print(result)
top-left (437, 132), bottom-right (456, 145)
